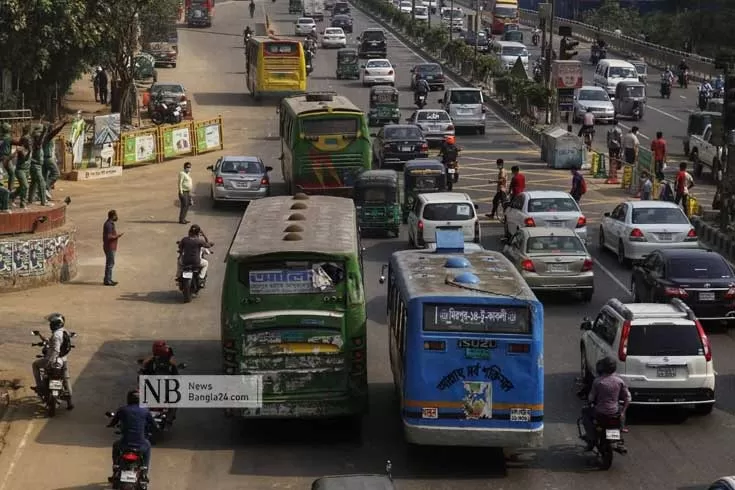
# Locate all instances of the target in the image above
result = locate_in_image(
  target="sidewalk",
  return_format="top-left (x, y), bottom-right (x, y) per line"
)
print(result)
top-left (62, 77), bottom-right (112, 118)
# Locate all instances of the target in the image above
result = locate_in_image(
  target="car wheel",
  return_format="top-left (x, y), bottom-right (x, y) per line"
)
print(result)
top-left (172, 63), bottom-right (177, 68)
top-left (580, 289), bottom-right (593, 302)
top-left (617, 240), bottom-right (630, 266)
top-left (598, 227), bottom-right (605, 251)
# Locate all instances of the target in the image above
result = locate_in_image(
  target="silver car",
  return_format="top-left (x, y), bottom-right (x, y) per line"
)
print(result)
top-left (502, 227), bottom-right (594, 301)
top-left (405, 109), bottom-right (454, 146)
top-left (573, 86), bottom-right (615, 124)
top-left (207, 156), bottom-right (273, 206)
top-left (504, 190), bottom-right (589, 243)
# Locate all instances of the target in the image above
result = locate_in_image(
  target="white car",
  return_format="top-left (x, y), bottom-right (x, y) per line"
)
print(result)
top-left (399, 0), bottom-right (412, 12)
top-left (580, 298), bottom-right (715, 414)
top-left (413, 5), bottom-right (429, 21)
top-left (504, 190), bottom-right (588, 243)
top-left (321, 27), bottom-right (347, 48)
top-left (598, 200), bottom-right (699, 266)
top-left (405, 109), bottom-right (454, 146)
top-left (407, 192), bottom-right (480, 248)
top-left (362, 59), bottom-right (396, 87)
top-left (295, 17), bottom-right (316, 35)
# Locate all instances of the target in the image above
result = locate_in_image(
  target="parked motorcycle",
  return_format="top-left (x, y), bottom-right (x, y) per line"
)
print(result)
top-left (106, 412), bottom-right (150, 490)
top-left (660, 81), bottom-right (671, 98)
top-left (176, 245), bottom-right (211, 303)
top-left (577, 406), bottom-right (627, 470)
top-left (31, 329), bottom-right (76, 417)
top-left (136, 358), bottom-right (187, 442)
top-left (150, 97), bottom-right (183, 125)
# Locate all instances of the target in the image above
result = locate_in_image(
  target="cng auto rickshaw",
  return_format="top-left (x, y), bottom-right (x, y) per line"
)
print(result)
top-left (613, 80), bottom-right (646, 120)
top-left (402, 159), bottom-right (447, 223)
top-left (368, 86), bottom-right (400, 126)
top-left (336, 48), bottom-right (360, 79)
top-left (627, 59), bottom-right (648, 84)
top-left (354, 170), bottom-right (401, 237)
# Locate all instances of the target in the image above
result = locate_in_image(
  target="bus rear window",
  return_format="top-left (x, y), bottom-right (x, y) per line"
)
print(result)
top-left (301, 117), bottom-right (359, 136)
top-left (423, 304), bottom-right (531, 334)
top-left (264, 42), bottom-right (299, 55)
top-left (239, 260), bottom-right (346, 294)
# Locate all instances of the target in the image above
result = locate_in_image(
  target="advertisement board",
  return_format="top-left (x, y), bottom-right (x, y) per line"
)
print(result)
top-left (552, 60), bottom-right (583, 89)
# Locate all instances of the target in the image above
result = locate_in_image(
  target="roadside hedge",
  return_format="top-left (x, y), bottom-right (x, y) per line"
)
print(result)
top-left (352, 0), bottom-right (548, 115)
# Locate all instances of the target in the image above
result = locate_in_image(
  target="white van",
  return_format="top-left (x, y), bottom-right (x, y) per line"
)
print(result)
top-left (492, 40), bottom-right (529, 71)
top-left (593, 59), bottom-right (639, 98)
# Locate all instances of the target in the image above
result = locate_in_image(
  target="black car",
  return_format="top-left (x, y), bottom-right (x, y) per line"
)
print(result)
top-left (331, 14), bottom-right (353, 33)
top-left (631, 248), bottom-right (735, 323)
top-left (372, 124), bottom-right (429, 170)
top-left (333, 1), bottom-right (350, 16)
top-left (409, 63), bottom-right (446, 91)
top-left (358, 28), bottom-right (387, 58)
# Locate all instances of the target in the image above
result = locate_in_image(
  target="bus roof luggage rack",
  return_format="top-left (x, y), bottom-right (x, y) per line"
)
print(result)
top-left (305, 92), bottom-right (336, 102)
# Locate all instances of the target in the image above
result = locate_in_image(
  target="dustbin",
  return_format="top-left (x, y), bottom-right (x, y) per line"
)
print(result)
top-left (543, 127), bottom-right (585, 169)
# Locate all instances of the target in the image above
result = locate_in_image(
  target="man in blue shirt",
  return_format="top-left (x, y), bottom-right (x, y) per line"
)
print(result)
top-left (108, 390), bottom-right (155, 482)
top-left (569, 165), bottom-right (586, 202)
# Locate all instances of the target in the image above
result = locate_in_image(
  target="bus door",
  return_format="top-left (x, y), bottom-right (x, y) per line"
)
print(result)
top-left (405, 302), bottom-right (539, 426)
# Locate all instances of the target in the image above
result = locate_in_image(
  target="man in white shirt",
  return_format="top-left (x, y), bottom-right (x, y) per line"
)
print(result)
top-left (578, 108), bottom-right (595, 141)
top-left (622, 126), bottom-right (640, 165)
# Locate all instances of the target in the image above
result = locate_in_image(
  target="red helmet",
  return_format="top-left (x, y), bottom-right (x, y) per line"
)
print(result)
top-left (152, 340), bottom-right (169, 357)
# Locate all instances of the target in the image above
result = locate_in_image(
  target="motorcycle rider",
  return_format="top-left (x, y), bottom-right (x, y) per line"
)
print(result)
top-left (581, 357), bottom-right (631, 451)
top-left (698, 78), bottom-right (713, 109)
top-left (140, 341), bottom-right (179, 376)
top-left (243, 25), bottom-right (253, 42)
top-left (31, 313), bottom-right (74, 410)
top-left (414, 74), bottom-right (430, 106)
top-left (713, 74), bottom-right (725, 96)
top-left (577, 107), bottom-right (595, 142)
top-left (438, 134), bottom-right (459, 169)
top-left (177, 224), bottom-right (214, 288)
top-left (677, 58), bottom-right (689, 86)
top-left (108, 390), bottom-right (155, 483)
top-left (661, 66), bottom-right (674, 85)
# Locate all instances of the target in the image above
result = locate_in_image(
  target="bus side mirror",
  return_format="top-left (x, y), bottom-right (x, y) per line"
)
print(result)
top-left (580, 317), bottom-right (592, 330)
top-left (378, 264), bottom-right (387, 284)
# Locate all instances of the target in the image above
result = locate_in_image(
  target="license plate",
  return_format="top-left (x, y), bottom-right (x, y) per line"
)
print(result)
top-left (657, 233), bottom-right (673, 240)
top-left (657, 366), bottom-right (677, 377)
top-left (182, 271), bottom-right (194, 279)
top-left (549, 264), bottom-right (568, 273)
top-left (510, 408), bottom-right (531, 422)
top-left (234, 182), bottom-right (251, 188)
top-left (457, 110), bottom-right (472, 115)
top-left (48, 380), bottom-right (63, 390)
top-left (605, 429), bottom-right (621, 440)
top-left (51, 390), bottom-right (59, 396)
top-left (700, 292), bottom-right (715, 301)
top-left (549, 221), bottom-right (565, 227)
top-left (401, 146), bottom-right (413, 152)
top-left (120, 471), bottom-right (137, 483)
top-left (448, 168), bottom-right (456, 174)
top-left (422, 407), bottom-right (438, 419)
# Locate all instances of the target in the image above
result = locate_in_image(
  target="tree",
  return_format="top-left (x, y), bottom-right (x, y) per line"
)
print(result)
top-left (580, 0), bottom-right (642, 36)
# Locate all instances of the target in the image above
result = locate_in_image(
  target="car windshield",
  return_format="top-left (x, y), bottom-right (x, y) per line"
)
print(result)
top-left (579, 90), bottom-right (609, 101)
top-left (417, 111), bottom-right (450, 122)
top-left (385, 127), bottom-right (422, 139)
top-left (415, 6), bottom-right (428, 13)
top-left (527, 197), bottom-right (579, 213)
top-left (362, 31), bottom-right (384, 41)
top-left (526, 235), bottom-right (585, 254)
top-left (631, 207), bottom-right (689, 224)
top-left (668, 257), bottom-right (732, 279)
top-left (220, 160), bottom-right (262, 173)
top-left (152, 84), bottom-right (183, 94)
top-left (494, 6), bottom-right (517, 17)
top-left (449, 90), bottom-right (482, 104)
top-left (418, 64), bottom-right (441, 74)
top-left (298, 18), bottom-right (314, 24)
top-left (451, 10), bottom-right (463, 18)
top-left (609, 66), bottom-right (637, 78)
top-left (400, 1), bottom-right (411, 6)
top-left (422, 202), bottom-right (475, 220)
top-left (368, 60), bottom-right (391, 68)
top-left (325, 28), bottom-right (342, 34)
top-left (502, 46), bottom-right (528, 57)
top-left (334, 15), bottom-right (350, 21)
top-left (626, 324), bottom-right (703, 357)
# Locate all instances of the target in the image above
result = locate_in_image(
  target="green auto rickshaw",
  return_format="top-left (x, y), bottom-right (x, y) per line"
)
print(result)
top-left (354, 170), bottom-right (401, 237)
top-left (368, 86), bottom-right (400, 126)
top-left (402, 159), bottom-right (447, 223)
top-left (336, 48), bottom-right (360, 80)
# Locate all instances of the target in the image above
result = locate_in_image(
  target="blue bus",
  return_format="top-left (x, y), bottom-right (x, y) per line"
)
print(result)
top-left (379, 237), bottom-right (544, 448)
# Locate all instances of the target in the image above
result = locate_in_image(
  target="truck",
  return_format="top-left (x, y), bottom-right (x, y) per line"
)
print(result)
top-left (303, 0), bottom-right (325, 21)
top-left (186, 0), bottom-right (214, 27)
top-left (440, 7), bottom-right (464, 31)
top-left (688, 122), bottom-right (724, 179)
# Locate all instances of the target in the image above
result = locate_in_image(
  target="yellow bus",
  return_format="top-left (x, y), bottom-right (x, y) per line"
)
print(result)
top-left (245, 36), bottom-right (307, 99)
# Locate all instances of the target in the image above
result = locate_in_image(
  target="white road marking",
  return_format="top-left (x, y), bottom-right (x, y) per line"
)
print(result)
top-left (680, 95), bottom-right (687, 99)
top-left (593, 258), bottom-right (632, 297)
top-left (0, 420), bottom-right (35, 490)
top-left (648, 104), bottom-right (684, 122)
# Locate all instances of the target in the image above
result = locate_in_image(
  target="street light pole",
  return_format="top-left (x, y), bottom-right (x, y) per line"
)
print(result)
top-left (450, 0), bottom-right (454, 41)
top-left (545, 0), bottom-right (555, 124)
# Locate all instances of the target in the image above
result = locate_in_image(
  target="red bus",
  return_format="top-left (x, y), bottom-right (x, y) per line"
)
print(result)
top-left (489, 0), bottom-right (518, 35)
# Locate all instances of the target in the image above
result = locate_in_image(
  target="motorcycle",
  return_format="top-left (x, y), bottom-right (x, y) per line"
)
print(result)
top-left (446, 160), bottom-right (459, 190)
top-left (106, 412), bottom-right (150, 490)
top-left (176, 245), bottom-right (211, 303)
top-left (698, 90), bottom-right (710, 111)
top-left (31, 330), bottom-right (76, 417)
top-left (678, 69), bottom-right (689, 88)
top-left (243, 31), bottom-right (252, 45)
top-left (632, 101), bottom-right (643, 120)
top-left (660, 81), bottom-right (671, 98)
top-left (415, 93), bottom-right (427, 108)
top-left (136, 358), bottom-right (187, 442)
top-left (532, 62), bottom-right (543, 83)
top-left (581, 127), bottom-right (594, 151)
top-left (576, 406), bottom-right (627, 470)
top-left (531, 29), bottom-right (540, 46)
top-left (150, 99), bottom-right (183, 125)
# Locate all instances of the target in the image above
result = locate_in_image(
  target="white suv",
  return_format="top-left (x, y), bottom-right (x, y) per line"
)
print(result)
top-left (407, 192), bottom-right (480, 248)
top-left (580, 298), bottom-right (715, 414)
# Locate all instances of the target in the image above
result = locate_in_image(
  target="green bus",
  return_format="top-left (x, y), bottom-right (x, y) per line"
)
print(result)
top-left (278, 92), bottom-right (372, 197)
top-left (221, 194), bottom-right (368, 429)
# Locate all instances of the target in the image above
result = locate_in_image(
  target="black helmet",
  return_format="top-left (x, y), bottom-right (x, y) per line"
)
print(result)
top-left (596, 357), bottom-right (617, 376)
top-left (189, 224), bottom-right (201, 236)
top-left (127, 390), bottom-right (140, 405)
top-left (47, 313), bottom-right (65, 330)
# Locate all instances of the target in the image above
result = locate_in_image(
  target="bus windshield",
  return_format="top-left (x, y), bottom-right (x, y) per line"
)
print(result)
top-left (423, 304), bottom-right (531, 334)
top-left (264, 41), bottom-right (300, 55)
top-left (494, 5), bottom-right (517, 17)
top-left (301, 116), bottom-right (359, 136)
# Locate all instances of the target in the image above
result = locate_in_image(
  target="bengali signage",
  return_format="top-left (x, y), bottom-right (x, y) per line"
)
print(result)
top-left (423, 305), bottom-right (531, 334)
top-left (248, 269), bottom-right (336, 295)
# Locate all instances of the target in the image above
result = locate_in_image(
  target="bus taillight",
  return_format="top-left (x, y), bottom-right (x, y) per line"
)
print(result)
top-left (507, 343), bottom-right (530, 353)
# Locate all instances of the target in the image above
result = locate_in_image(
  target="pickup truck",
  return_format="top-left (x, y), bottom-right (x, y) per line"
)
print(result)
top-left (688, 123), bottom-right (723, 179)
